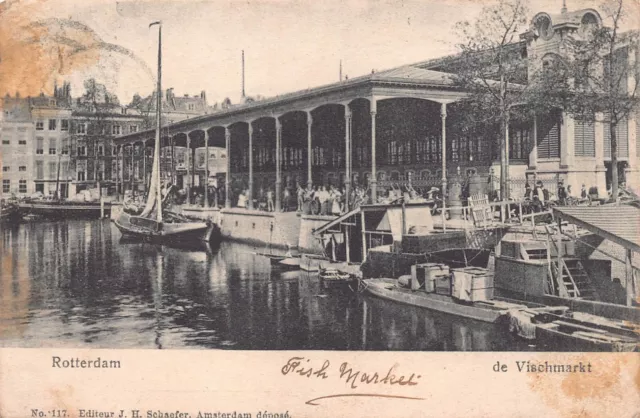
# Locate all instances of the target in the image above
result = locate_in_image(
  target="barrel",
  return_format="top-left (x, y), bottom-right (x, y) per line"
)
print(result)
top-left (468, 172), bottom-right (484, 197)
top-left (447, 178), bottom-right (463, 220)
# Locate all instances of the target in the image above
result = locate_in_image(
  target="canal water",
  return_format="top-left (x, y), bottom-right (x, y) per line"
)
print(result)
top-left (0, 219), bottom-right (536, 351)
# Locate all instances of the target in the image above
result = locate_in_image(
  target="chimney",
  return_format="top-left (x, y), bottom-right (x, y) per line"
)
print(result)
top-left (561, 0), bottom-right (567, 14)
top-left (339, 60), bottom-right (342, 81)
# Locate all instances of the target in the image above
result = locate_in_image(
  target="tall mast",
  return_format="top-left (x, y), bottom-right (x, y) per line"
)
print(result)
top-left (153, 22), bottom-right (163, 222)
top-left (241, 50), bottom-right (245, 99)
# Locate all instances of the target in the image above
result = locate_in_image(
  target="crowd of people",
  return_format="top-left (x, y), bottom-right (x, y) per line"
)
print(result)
top-left (233, 183), bottom-right (372, 215)
top-left (520, 180), bottom-right (610, 212)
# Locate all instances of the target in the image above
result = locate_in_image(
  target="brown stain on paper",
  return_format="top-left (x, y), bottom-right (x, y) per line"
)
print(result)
top-left (0, 0), bottom-right (104, 97)
top-left (528, 354), bottom-right (640, 417)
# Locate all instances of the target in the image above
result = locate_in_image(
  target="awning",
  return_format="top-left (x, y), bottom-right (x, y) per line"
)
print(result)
top-left (552, 205), bottom-right (640, 253)
top-left (312, 206), bottom-right (361, 236)
top-left (312, 202), bottom-right (434, 238)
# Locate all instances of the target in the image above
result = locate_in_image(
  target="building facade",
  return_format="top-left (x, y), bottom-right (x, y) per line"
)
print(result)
top-left (520, 8), bottom-right (639, 195)
top-left (1, 94), bottom-right (36, 197)
top-left (1, 89), bottom-right (73, 199)
top-left (70, 103), bottom-right (145, 196)
top-left (1, 82), bottom-right (148, 199)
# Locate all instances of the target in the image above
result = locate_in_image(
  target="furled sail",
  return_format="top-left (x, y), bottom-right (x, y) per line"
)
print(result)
top-left (139, 147), bottom-right (158, 218)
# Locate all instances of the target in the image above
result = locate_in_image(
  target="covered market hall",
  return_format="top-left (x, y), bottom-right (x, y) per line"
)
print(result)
top-left (113, 64), bottom-right (545, 213)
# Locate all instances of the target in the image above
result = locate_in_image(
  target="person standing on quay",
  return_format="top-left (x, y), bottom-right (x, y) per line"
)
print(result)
top-left (267, 188), bottom-right (275, 212)
top-left (296, 183), bottom-right (305, 212)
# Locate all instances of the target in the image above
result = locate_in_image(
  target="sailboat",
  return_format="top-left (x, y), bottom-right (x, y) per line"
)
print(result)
top-left (114, 22), bottom-right (216, 243)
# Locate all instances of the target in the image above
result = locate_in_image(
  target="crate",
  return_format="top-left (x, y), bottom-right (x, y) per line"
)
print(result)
top-left (411, 263), bottom-right (450, 291)
top-left (452, 267), bottom-right (494, 302)
top-left (434, 274), bottom-right (452, 296)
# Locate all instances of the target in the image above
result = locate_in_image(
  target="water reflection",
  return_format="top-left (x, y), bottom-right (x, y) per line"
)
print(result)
top-left (0, 220), bottom-right (534, 350)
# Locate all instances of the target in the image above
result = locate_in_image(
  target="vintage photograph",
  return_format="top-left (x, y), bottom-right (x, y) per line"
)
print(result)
top-left (1, 0), bottom-right (639, 353)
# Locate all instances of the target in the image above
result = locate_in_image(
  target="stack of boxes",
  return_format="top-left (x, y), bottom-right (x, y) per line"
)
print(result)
top-left (410, 263), bottom-right (451, 293)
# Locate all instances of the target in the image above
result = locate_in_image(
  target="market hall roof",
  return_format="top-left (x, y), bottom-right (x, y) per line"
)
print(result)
top-left (113, 63), bottom-right (469, 145)
top-left (552, 205), bottom-right (640, 253)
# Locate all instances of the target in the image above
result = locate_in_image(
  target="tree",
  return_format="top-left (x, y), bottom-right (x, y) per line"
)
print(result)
top-left (534, 0), bottom-right (639, 200)
top-left (453, 0), bottom-right (532, 199)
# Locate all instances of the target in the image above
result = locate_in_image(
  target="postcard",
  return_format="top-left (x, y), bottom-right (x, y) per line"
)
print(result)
top-left (1, 0), bottom-right (639, 416)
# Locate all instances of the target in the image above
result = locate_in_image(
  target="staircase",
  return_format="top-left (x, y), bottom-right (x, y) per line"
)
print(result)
top-left (520, 242), bottom-right (548, 261)
top-left (552, 258), bottom-right (597, 300)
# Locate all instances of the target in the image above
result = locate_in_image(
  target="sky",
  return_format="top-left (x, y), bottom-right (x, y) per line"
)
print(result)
top-left (0, 0), bottom-right (636, 106)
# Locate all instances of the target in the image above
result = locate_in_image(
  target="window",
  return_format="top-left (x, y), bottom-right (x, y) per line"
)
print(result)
top-left (61, 120), bottom-right (69, 131)
top-left (97, 146), bottom-right (104, 156)
top-left (48, 119), bottom-right (57, 130)
top-left (49, 139), bottom-right (56, 155)
top-left (188, 104), bottom-right (195, 111)
top-left (76, 123), bottom-right (86, 134)
top-left (112, 125), bottom-right (121, 135)
top-left (48, 162), bottom-right (57, 179)
top-left (537, 110), bottom-right (561, 159)
top-left (18, 140), bottom-right (26, 145)
top-left (61, 140), bottom-right (69, 155)
top-left (77, 171), bottom-right (85, 181)
top-left (2, 166), bottom-right (9, 172)
top-left (575, 117), bottom-right (595, 157)
top-left (2, 180), bottom-right (9, 193)
top-left (36, 161), bottom-right (44, 179)
top-left (77, 146), bottom-right (86, 156)
top-left (18, 166), bottom-right (26, 172)
top-left (36, 137), bottom-right (44, 154)
top-left (129, 125), bottom-right (138, 133)
top-left (19, 180), bottom-right (26, 194)
top-left (36, 121), bottom-right (44, 130)
top-left (2, 140), bottom-right (9, 145)
top-left (509, 124), bottom-right (531, 160)
top-left (604, 116), bottom-right (629, 159)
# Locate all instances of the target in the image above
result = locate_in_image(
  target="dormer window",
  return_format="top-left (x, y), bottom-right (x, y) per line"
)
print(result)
top-left (188, 104), bottom-right (195, 111)
top-left (580, 13), bottom-right (599, 39)
top-left (535, 15), bottom-right (553, 40)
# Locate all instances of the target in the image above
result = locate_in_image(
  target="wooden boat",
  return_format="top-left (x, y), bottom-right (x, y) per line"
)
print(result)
top-left (276, 256), bottom-right (302, 271)
top-left (319, 268), bottom-right (355, 290)
top-left (17, 200), bottom-right (111, 219)
top-left (529, 311), bottom-right (639, 352)
top-left (300, 253), bottom-right (329, 272)
top-left (0, 201), bottom-right (21, 222)
top-left (266, 254), bottom-right (286, 265)
top-left (113, 22), bottom-right (217, 244)
top-left (362, 278), bottom-right (529, 323)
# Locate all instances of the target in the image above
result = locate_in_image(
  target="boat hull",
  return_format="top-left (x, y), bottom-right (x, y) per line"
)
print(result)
top-left (0, 204), bottom-right (21, 222)
top-left (276, 257), bottom-right (302, 271)
top-left (17, 202), bottom-right (111, 219)
top-left (300, 254), bottom-right (330, 272)
top-left (363, 278), bottom-right (508, 323)
top-left (535, 323), bottom-right (639, 352)
top-left (113, 211), bottom-right (216, 243)
top-left (319, 269), bottom-right (355, 290)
